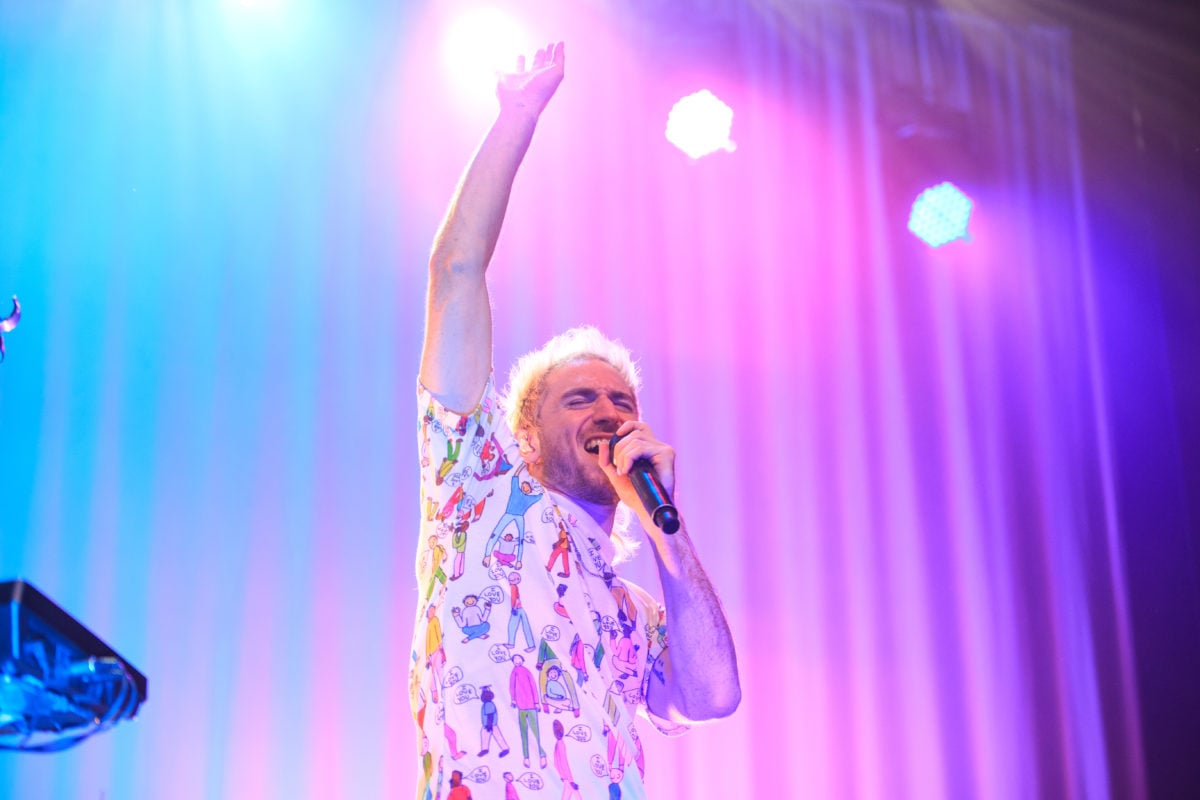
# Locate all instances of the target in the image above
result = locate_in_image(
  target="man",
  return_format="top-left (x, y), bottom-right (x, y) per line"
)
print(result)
top-left (411, 42), bottom-right (740, 798)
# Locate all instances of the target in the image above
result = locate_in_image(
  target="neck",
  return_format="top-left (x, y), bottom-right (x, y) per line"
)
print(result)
top-left (527, 463), bottom-right (618, 534)
top-left (565, 495), bottom-right (617, 534)
top-left (540, 483), bottom-right (617, 534)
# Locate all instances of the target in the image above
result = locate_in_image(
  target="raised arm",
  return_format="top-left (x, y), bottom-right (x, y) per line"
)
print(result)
top-left (420, 42), bottom-right (566, 413)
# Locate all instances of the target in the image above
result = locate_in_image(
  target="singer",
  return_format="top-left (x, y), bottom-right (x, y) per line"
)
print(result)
top-left (411, 42), bottom-right (740, 799)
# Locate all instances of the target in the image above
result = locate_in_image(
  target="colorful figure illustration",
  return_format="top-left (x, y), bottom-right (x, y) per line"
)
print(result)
top-left (552, 719), bottom-right (582, 800)
top-left (535, 640), bottom-right (581, 717)
top-left (483, 466), bottom-right (541, 569)
top-left (471, 489), bottom-right (494, 522)
top-left (478, 685), bottom-right (510, 758)
top-left (437, 485), bottom-right (466, 522)
top-left (546, 520), bottom-right (571, 577)
top-left (569, 633), bottom-right (589, 685)
top-left (452, 595), bottom-right (492, 642)
top-left (553, 584), bottom-right (570, 619)
top-left (508, 653), bottom-right (547, 769)
top-left (503, 772), bottom-right (521, 800)
top-left (608, 766), bottom-right (624, 800)
top-left (494, 531), bottom-right (523, 568)
top-left (629, 725), bottom-right (645, 779)
top-left (426, 536), bottom-right (448, 600)
top-left (602, 720), bottom-right (636, 776)
top-left (542, 664), bottom-right (580, 717)
top-left (444, 717), bottom-right (468, 760)
top-left (425, 604), bottom-right (446, 704)
top-left (450, 519), bottom-right (470, 581)
top-left (505, 572), bottom-right (536, 651)
top-left (604, 571), bottom-right (637, 627)
top-left (437, 437), bottom-right (463, 485)
top-left (609, 617), bottom-right (639, 679)
top-left (447, 769), bottom-right (472, 800)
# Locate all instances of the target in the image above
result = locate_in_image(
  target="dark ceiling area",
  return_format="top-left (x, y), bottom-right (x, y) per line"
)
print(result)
top-left (1025, 1), bottom-right (1200, 795)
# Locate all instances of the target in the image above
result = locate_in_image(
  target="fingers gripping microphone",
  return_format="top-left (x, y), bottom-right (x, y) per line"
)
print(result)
top-left (610, 433), bottom-right (681, 534)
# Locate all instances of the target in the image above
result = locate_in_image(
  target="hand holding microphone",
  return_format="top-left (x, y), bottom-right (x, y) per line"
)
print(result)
top-left (609, 431), bottom-right (681, 534)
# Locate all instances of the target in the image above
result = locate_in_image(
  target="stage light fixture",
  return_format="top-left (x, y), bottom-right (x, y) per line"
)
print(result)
top-left (1, 579), bottom-right (147, 752)
top-left (665, 89), bottom-right (736, 160)
top-left (907, 181), bottom-right (973, 248)
top-left (0, 296), bottom-right (19, 362)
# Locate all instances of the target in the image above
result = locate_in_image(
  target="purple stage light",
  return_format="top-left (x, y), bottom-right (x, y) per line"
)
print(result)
top-left (907, 182), bottom-right (973, 248)
top-left (665, 90), bottom-right (736, 159)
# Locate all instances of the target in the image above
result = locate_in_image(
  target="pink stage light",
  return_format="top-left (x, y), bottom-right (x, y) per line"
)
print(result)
top-left (908, 182), bottom-right (973, 248)
top-left (665, 89), bottom-right (736, 160)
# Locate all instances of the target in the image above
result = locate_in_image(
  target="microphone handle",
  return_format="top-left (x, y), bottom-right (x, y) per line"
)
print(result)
top-left (610, 433), bottom-right (681, 534)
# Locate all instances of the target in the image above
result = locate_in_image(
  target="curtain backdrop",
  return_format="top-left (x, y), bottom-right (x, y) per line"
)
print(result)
top-left (0, 0), bottom-right (1142, 797)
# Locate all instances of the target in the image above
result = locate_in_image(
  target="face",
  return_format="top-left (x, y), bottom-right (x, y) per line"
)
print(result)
top-left (523, 358), bottom-right (638, 505)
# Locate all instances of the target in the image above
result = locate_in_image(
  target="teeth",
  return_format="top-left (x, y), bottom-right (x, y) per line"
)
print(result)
top-left (584, 437), bottom-right (608, 454)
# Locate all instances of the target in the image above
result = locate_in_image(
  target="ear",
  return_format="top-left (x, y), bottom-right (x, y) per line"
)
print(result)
top-left (517, 427), bottom-right (541, 463)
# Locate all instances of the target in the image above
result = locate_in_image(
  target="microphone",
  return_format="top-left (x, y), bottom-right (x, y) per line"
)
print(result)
top-left (610, 433), bottom-right (681, 534)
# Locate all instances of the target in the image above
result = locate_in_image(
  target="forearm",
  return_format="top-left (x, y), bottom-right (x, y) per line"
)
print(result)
top-left (429, 106), bottom-right (541, 278)
top-left (648, 520), bottom-right (741, 722)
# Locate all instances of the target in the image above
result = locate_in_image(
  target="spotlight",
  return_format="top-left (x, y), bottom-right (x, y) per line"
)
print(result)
top-left (441, 7), bottom-right (531, 103)
top-left (665, 90), bottom-right (736, 160)
top-left (907, 182), bottom-right (973, 248)
top-left (1, 579), bottom-right (147, 752)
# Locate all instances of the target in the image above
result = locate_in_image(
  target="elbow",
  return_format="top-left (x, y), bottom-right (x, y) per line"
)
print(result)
top-left (428, 235), bottom-right (490, 282)
top-left (706, 683), bottom-right (742, 720)
top-left (678, 681), bottom-right (742, 723)
top-left (428, 251), bottom-right (479, 280)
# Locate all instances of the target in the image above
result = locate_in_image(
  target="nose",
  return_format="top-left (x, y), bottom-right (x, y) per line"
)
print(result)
top-left (591, 394), bottom-right (621, 423)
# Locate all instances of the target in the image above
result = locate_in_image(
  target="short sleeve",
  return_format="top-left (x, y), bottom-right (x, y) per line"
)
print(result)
top-left (626, 581), bottom-right (691, 737)
top-left (416, 377), bottom-right (510, 582)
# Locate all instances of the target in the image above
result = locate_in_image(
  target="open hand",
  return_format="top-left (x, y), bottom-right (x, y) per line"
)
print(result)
top-left (497, 41), bottom-right (565, 118)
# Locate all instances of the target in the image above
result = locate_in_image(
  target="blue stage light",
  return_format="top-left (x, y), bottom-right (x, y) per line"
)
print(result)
top-left (1, 579), bottom-right (147, 752)
top-left (907, 182), bottom-right (972, 248)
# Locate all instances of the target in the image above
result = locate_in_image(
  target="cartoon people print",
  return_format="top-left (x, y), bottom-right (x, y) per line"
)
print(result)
top-left (494, 530), bottom-right (523, 568)
top-left (477, 685), bottom-right (510, 758)
top-left (503, 772), bottom-right (521, 800)
top-left (449, 519), bottom-right (469, 581)
top-left (553, 584), bottom-right (570, 619)
top-left (508, 653), bottom-right (547, 769)
top-left (603, 720), bottom-right (636, 782)
top-left (447, 769), bottom-right (472, 800)
top-left (552, 719), bottom-right (582, 800)
top-left (534, 639), bottom-right (581, 717)
top-left (505, 572), bottom-right (536, 651)
top-left (483, 465), bottom-right (542, 569)
top-left (444, 715), bottom-right (468, 760)
top-left (542, 663), bottom-right (580, 716)
top-left (545, 518), bottom-right (572, 577)
top-left (569, 633), bottom-right (589, 685)
top-left (475, 434), bottom-right (512, 481)
top-left (609, 616), bottom-right (640, 680)
top-left (452, 594), bottom-right (492, 643)
top-left (426, 535), bottom-right (448, 600)
top-left (425, 603), bottom-right (446, 704)
top-left (438, 436), bottom-right (463, 485)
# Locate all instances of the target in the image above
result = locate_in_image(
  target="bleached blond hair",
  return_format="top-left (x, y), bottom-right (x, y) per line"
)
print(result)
top-left (501, 325), bottom-right (642, 435)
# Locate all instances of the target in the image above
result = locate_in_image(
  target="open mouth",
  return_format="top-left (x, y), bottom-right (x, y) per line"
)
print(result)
top-left (583, 437), bottom-right (609, 455)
